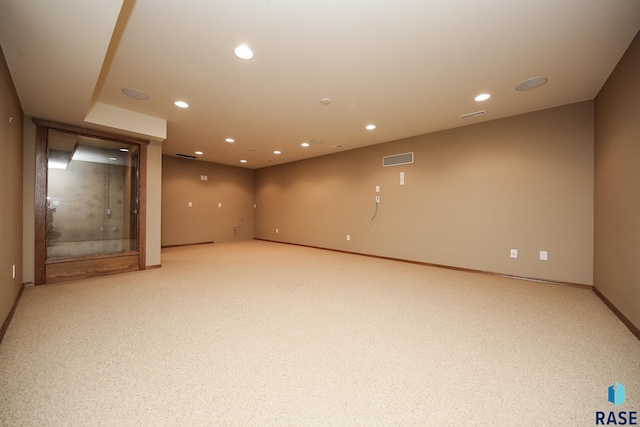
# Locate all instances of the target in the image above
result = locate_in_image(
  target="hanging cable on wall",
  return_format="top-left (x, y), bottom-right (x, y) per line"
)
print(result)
top-left (371, 196), bottom-right (380, 221)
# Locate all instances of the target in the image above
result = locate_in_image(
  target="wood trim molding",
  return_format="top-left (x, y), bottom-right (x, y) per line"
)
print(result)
top-left (32, 118), bottom-right (150, 285)
top-left (32, 118), bottom-right (149, 145)
top-left (161, 241), bottom-right (215, 249)
top-left (34, 124), bottom-right (48, 285)
top-left (253, 238), bottom-right (592, 290)
top-left (145, 264), bottom-right (162, 270)
top-left (593, 287), bottom-right (640, 341)
top-left (0, 284), bottom-right (25, 345)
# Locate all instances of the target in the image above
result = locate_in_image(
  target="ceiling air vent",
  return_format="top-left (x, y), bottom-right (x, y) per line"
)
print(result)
top-left (383, 152), bottom-right (413, 167)
top-left (460, 110), bottom-right (486, 119)
top-left (175, 153), bottom-right (197, 159)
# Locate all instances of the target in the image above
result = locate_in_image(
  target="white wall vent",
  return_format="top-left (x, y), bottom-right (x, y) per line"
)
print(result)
top-left (383, 152), bottom-right (413, 167)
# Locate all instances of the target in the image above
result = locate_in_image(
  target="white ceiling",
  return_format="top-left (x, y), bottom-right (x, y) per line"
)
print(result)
top-left (2, 0), bottom-right (640, 169)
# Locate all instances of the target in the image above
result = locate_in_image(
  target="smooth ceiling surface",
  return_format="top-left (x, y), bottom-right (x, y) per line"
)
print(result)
top-left (1, 0), bottom-right (640, 169)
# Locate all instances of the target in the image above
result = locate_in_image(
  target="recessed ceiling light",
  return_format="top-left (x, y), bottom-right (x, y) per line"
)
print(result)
top-left (273, 150), bottom-right (281, 155)
top-left (174, 100), bottom-right (189, 108)
top-left (225, 138), bottom-right (235, 144)
top-left (121, 88), bottom-right (149, 100)
top-left (195, 151), bottom-right (203, 155)
top-left (320, 98), bottom-right (332, 105)
top-left (119, 148), bottom-right (129, 152)
top-left (240, 159), bottom-right (247, 163)
top-left (234, 45), bottom-right (254, 60)
top-left (474, 93), bottom-right (491, 102)
top-left (301, 142), bottom-right (310, 147)
top-left (516, 77), bottom-right (548, 91)
top-left (365, 124), bottom-right (376, 130)
top-left (109, 157), bottom-right (117, 161)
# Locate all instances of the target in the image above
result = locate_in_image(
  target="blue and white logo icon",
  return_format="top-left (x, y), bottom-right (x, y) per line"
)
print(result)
top-left (608, 382), bottom-right (626, 407)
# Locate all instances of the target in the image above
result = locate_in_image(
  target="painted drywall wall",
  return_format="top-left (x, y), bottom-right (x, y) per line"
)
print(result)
top-left (0, 45), bottom-right (23, 323)
top-left (255, 101), bottom-right (594, 285)
top-left (146, 141), bottom-right (162, 267)
top-left (161, 155), bottom-right (254, 246)
top-left (594, 30), bottom-right (640, 330)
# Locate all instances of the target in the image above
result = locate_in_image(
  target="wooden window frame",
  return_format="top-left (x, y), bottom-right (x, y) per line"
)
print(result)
top-left (33, 118), bottom-right (148, 285)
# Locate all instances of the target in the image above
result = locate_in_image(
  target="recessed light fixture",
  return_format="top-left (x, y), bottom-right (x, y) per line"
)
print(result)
top-left (174, 100), bottom-right (189, 108)
top-left (225, 138), bottom-right (235, 144)
top-left (320, 98), bottom-right (332, 105)
top-left (234, 45), bottom-right (254, 60)
top-left (301, 142), bottom-right (310, 147)
top-left (240, 159), bottom-right (248, 163)
top-left (365, 124), bottom-right (376, 130)
top-left (516, 77), bottom-right (548, 91)
top-left (119, 148), bottom-right (129, 152)
top-left (474, 93), bottom-right (491, 102)
top-left (273, 150), bottom-right (281, 155)
top-left (195, 151), bottom-right (203, 155)
top-left (109, 157), bottom-right (117, 161)
top-left (121, 88), bottom-right (149, 100)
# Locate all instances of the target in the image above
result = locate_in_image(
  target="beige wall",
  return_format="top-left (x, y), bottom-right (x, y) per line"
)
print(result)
top-left (255, 101), bottom-right (595, 285)
top-left (146, 141), bottom-right (162, 267)
top-left (594, 30), bottom-right (640, 329)
top-left (0, 45), bottom-right (23, 323)
top-left (161, 155), bottom-right (254, 246)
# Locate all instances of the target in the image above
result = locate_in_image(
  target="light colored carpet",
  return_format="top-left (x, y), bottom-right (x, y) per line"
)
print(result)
top-left (1, 240), bottom-right (638, 426)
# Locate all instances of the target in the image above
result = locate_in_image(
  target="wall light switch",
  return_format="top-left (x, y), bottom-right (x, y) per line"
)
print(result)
top-left (376, 185), bottom-right (380, 193)
top-left (218, 203), bottom-right (222, 208)
top-left (510, 249), bottom-right (518, 259)
top-left (12, 264), bottom-right (16, 279)
top-left (254, 204), bottom-right (257, 209)
top-left (540, 251), bottom-right (548, 261)
top-left (400, 172), bottom-right (405, 186)
top-left (276, 228), bottom-right (279, 234)
top-left (346, 234), bottom-right (351, 241)
top-left (188, 202), bottom-right (192, 207)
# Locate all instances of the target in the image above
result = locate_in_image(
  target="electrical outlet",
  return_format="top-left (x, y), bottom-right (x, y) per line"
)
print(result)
top-left (540, 251), bottom-right (548, 261)
top-left (510, 249), bottom-right (518, 259)
top-left (276, 228), bottom-right (279, 234)
top-left (346, 234), bottom-right (351, 241)
top-left (375, 196), bottom-right (380, 203)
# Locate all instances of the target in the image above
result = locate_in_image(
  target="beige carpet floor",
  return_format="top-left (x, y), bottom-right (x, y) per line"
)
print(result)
top-left (1, 240), bottom-right (638, 426)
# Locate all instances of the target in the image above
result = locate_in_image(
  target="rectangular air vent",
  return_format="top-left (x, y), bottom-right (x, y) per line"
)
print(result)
top-left (460, 110), bottom-right (486, 119)
top-left (383, 152), bottom-right (414, 167)
top-left (175, 153), bottom-right (197, 159)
